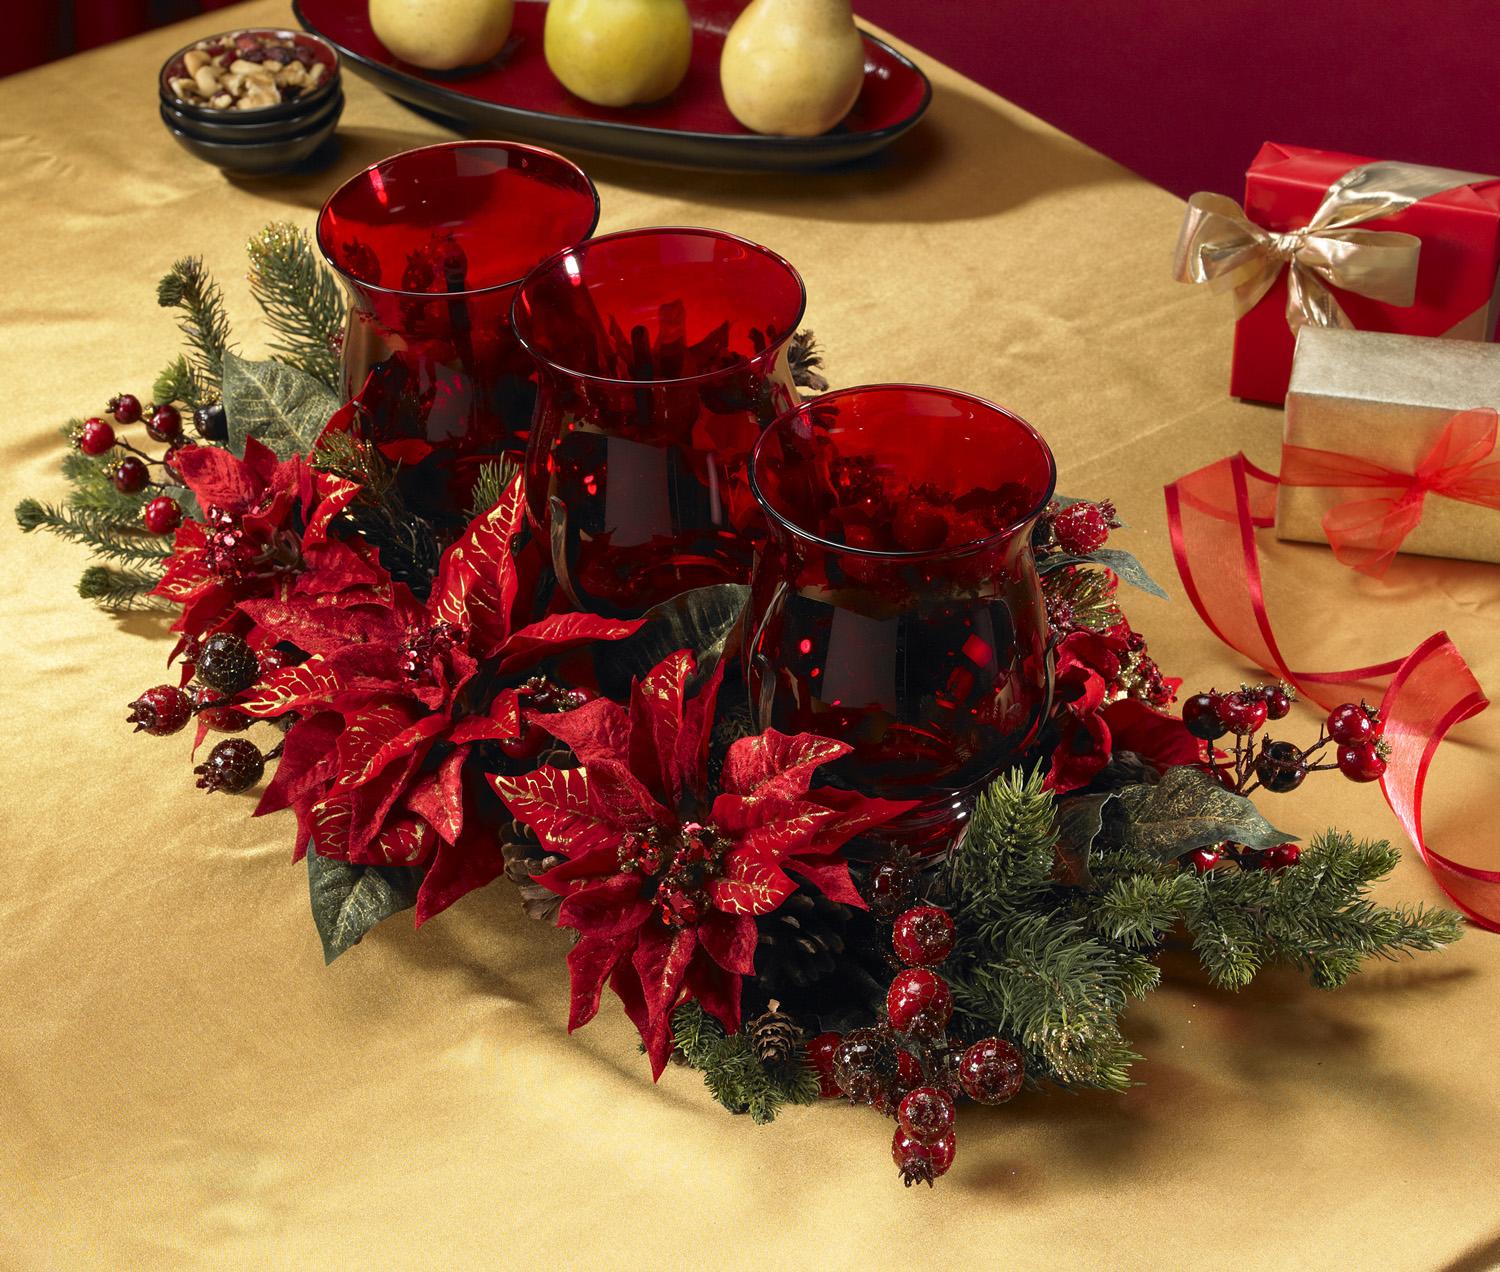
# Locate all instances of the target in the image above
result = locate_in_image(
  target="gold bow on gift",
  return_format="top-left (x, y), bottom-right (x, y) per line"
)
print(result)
top-left (1172, 160), bottom-right (1489, 329)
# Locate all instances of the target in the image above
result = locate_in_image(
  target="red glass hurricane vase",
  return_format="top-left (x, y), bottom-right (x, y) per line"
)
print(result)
top-left (316, 141), bottom-right (599, 527)
top-left (513, 227), bottom-right (805, 617)
top-left (746, 385), bottom-right (1057, 846)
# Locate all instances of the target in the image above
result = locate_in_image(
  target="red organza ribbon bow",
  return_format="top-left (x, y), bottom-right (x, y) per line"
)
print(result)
top-left (1280, 406), bottom-right (1500, 577)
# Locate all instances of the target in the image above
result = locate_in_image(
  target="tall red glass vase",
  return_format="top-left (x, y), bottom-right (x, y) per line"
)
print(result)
top-left (316, 141), bottom-right (599, 526)
top-left (747, 385), bottom-right (1056, 846)
top-left (512, 227), bottom-right (805, 616)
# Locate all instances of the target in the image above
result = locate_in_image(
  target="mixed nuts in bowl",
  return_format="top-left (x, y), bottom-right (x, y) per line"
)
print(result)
top-left (159, 29), bottom-right (339, 119)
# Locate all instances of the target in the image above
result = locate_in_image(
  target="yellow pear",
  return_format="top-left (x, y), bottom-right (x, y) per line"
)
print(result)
top-left (369, 0), bottom-right (516, 70)
top-left (720, 0), bottom-right (865, 136)
top-left (545, 0), bottom-right (694, 107)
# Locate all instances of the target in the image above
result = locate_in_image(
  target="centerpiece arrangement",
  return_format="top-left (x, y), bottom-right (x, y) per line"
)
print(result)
top-left (17, 141), bottom-right (1462, 1189)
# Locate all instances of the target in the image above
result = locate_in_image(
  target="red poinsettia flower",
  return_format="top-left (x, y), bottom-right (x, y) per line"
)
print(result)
top-left (235, 473), bottom-right (639, 923)
top-left (154, 437), bottom-right (389, 653)
top-left (492, 649), bottom-right (914, 1077)
top-left (1046, 627), bottom-right (1200, 792)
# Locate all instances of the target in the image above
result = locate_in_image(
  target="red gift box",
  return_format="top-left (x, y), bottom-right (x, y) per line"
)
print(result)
top-left (1228, 143), bottom-right (1500, 405)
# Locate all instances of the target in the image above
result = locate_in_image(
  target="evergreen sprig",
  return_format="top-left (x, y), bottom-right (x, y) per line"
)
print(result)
top-left (669, 1002), bottom-right (822, 1124)
top-left (77, 565), bottom-right (171, 611)
top-left (16, 499), bottom-right (171, 567)
top-left (157, 256), bottom-right (234, 402)
top-left (246, 223), bottom-right (344, 390)
top-left (943, 774), bottom-right (1463, 1092)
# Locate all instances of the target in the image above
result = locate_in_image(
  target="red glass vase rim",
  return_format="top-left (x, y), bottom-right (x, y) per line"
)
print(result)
top-left (509, 225), bottom-right (807, 389)
top-left (314, 139), bottom-right (601, 301)
top-left (750, 383), bottom-right (1058, 561)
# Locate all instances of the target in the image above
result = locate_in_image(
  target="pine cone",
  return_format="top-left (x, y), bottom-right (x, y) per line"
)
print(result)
top-left (748, 1000), bottom-right (803, 1069)
top-left (500, 816), bottom-right (564, 923)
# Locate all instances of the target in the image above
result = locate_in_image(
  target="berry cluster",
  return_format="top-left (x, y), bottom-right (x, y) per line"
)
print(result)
top-left (1180, 684), bottom-right (1390, 872)
top-left (73, 390), bottom-right (226, 536)
top-left (804, 901), bottom-right (1025, 1187)
top-left (125, 633), bottom-right (280, 796)
top-left (1045, 498), bottom-right (1120, 557)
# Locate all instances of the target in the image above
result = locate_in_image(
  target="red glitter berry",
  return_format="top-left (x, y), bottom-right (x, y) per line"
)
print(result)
top-left (806, 1032), bottom-right (843, 1099)
top-left (1260, 843), bottom-right (1302, 872)
top-left (143, 496), bottom-right (183, 535)
top-left (1216, 690), bottom-right (1268, 736)
top-left (1327, 702), bottom-right (1380, 745)
top-left (77, 417), bottom-right (116, 455)
top-left (112, 456), bottom-right (149, 493)
top-left (958, 1037), bottom-right (1025, 1105)
top-left (194, 738), bottom-right (265, 794)
top-left (1182, 692), bottom-right (1227, 741)
top-left (1185, 846), bottom-right (1225, 873)
top-left (893, 1127), bottom-right (956, 1187)
top-left (832, 1027), bottom-right (897, 1105)
top-left (894, 1049), bottom-right (923, 1095)
top-left (1261, 684), bottom-right (1294, 720)
top-left (897, 1086), bottom-right (955, 1145)
top-left (108, 392), bottom-right (142, 424)
top-left (1052, 500), bottom-right (1116, 555)
top-left (126, 685), bottom-right (192, 736)
top-left (886, 967), bottom-right (953, 1039)
top-left (1337, 742), bottom-right (1388, 783)
top-left (145, 403), bottom-right (183, 443)
top-left (892, 905), bottom-right (956, 967)
top-left (190, 687), bottom-right (252, 734)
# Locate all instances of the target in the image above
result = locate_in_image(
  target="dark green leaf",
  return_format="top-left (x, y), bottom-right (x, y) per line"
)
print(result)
top-left (1117, 767), bottom-right (1295, 860)
top-left (1052, 792), bottom-right (1113, 886)
top-left (1040, 547), bottom-right (1168, 599)
top-left (307, 846), bottom-right (422, 964)
top-left (222, 352), bottom-right (340, 460)
top-left (594, 583), bottom-right (750, 699)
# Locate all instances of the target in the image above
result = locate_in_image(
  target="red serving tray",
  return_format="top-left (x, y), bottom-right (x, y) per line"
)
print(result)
top-left (294, 0), bottom-right (931, 170)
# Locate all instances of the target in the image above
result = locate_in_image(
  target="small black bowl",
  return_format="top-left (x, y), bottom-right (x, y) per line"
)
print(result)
top-left (159, 27), bottom-right (340, 124)
top-left (162, 86), bottom-right (343, 143)
top-left (160, 104), bottom-right (340, 174)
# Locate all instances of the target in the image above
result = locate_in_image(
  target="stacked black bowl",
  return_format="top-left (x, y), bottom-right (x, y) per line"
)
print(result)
top-left (158, 28), bottom-right (343, 174)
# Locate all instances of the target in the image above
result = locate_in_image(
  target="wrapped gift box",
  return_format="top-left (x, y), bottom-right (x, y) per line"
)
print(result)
top-left (1276, 328), bottom-right (1500, 566)
top-left (1231, 143), bottom-right (1500, 405)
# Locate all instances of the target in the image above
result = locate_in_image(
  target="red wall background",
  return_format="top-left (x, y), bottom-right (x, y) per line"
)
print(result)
top-left (11, 1), bottom-right (1500, 200)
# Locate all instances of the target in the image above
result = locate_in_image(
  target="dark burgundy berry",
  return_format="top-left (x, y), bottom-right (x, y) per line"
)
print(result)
top-left (894, 1049), bottom-right (923, 1096)
top-left (806, 1031), bottom-right (843, 1099)
top-left (108, 393), bottom-right (142, 424)
top-left (1337, 742), bottom-right (1387, 783)
top-left (958, 1037), bottom-right (1025, 1105)
top-left (112, 456), bottom-right (149, 493)
top-left (195, 633), bottom-right (261, 696)
top-left (864, 853), bottom-right (919, 917)
top-left (145, 403), bottom-right (183, 443)
top-left (1261, 684), bottom-right (1294, 720)
top-left (892, 905), bottom-right (956, 967)
top-left (893, 1127), bottom-right (956, 1187)
top-left (1182, 692), bottom-right (1227, 741)
top-left (1185, 845), bottom-right (1224, 873)
top-left (1327, 702), bottom-right (1379, 745)
top-left (1216, 690), bottom-right (1268, 736)
top-left (193, 402), bottom-right (229, 442)
top-left (143, 496), bottom-right (183, 535)
top-left (832, 1026), bottom-right (898, 1105)
top-left (1260, 843), bottom-right (1302, 871)
top-left (78, 417), bottom-right (116, 455)
top-left (194, 738), bottom-right (265, 794)
top-left (190, 687), bottom-right (252, 733)
top-left (897, 1086), bottom-right (955, 1145)
top-left (1254, 740), bottom-right (1307, 793)
top-left (886, 968), bottom-right (953, 1040)
top-left (126, 685), bottom-right (192, 736)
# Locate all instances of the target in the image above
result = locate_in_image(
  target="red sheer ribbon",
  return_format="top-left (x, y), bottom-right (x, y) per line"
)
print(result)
top-left (1280, 406), bottom-right (1500, 578)
top-left (1164, 454), bottom-right (1498, 929)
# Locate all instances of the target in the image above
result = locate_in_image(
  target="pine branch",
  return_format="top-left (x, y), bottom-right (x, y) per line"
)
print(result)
top-left (16, 499), bottom-right (170, 565)
top-left (78, 565), bottom-right (169, 611)
top-left (948, 767), bottom-right (1058, 910)
top-left (246, 223), bottom-right (344, 390)
top-left (153, 354), bottom-right (203, 409)
top-left (58, 449), bottom-right (150, 517)
top-left (466, 456), bottom-right (522, 520)
top-left (669, 1002), bottom-right (821, 1123)
top-left (157, 256), bottom-right (234, 399)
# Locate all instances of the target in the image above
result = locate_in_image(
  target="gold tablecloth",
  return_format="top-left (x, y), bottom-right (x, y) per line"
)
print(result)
top-left (3, 4), bottom-right (1498, 1268)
